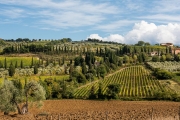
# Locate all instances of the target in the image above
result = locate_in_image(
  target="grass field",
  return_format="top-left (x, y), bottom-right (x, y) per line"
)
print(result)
top-left (0, 56), bottom-right (39, 67)
top-left (0, 75), bottom-right (69, 86)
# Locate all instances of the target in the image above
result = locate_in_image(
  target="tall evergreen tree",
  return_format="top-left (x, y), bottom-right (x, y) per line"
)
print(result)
top-left (31, 57), bottom-right (34, 67)
top-left (97, 83), bottom-right (104, 99)
top-left (8, 62), bottom-right (15, 77)
top-left (0, 60), bottom-right (3, 68)
top-left (4, 58), bottom-right (7, 69)
top-left (89, 85), bottom-right (96, 99)
top-left (62, 56), bottom-right (65, 65)
top-left (20, 60), bottom-right (24, 68)
top-left (15, 61), bottom-right (18, 68)
top-left (34, 64), bottom-right (38, 74)
top-left (82, 62), bottom-right (87, 74)
top-left (46, 58), bottom-right (49, 66)
top-left (58, 58), bottom-right (61, 65)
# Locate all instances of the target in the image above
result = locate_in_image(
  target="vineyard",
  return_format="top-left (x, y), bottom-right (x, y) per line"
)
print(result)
top-left (74, 66), bottom-right (171, 98)
top-left (147, 61), bottom-right (180, 72)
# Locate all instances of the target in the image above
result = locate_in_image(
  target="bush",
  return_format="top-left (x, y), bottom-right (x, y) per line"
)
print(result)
top-left (153, 90), bottom-right (180, 101)
top-left (105, 83), bottom-right (120, 100)
top-left (153, 68), bottom-right (174, 79)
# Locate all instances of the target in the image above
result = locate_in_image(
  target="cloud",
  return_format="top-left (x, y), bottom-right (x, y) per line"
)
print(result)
top-left (0, 7), bottom-right (25, 18)
top-left (139, 14), bottom-right (180, 24)
top-left (0, 19), bottom-right (20, 24)
top-left (152, 0), bottom-right (180, 13)
top-left (104, 34), bottom-right (124, 43)
top-left (0, 0), bottom-right (119, 28)
top-left (87, 34), bottom-right (103, 40)
top-left (87, 21), bottom-right (180, 45)
top-left (95, 20), bottom-right (137, 32)
top-left (125, 21), bottom-right (180, 45)
top-left (87, 34), bottom-right (124, 43)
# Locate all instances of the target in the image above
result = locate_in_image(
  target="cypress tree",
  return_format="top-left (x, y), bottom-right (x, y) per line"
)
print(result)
top-left (82, 62), bottom-right (87, 74)
top-left (20, 60), bottom-right (24, 68)
top-left (4, 58), bottom-right (7, 69)
top-left (62, 56), bottom-right (65, 65)
top-left (15, 61), bottom-right (18, 68)
top-left (58, 58), bottom-right (61, 65)
top-left (46, 58), bottom-right (49, 66)
top-left (53, 60), bottom-right (56, 66)
top-left (31, 57), bottom-right (34, 67)
top-left (34, 64), bottom-right (38, 74)
top-left (89, 85), bottom-right (96, 99)
top-left (8, 62), bottom-right (15, 77)
top-left (97, 83), bottom-right (104, 99)
top-left (166, 46), bottom-right (169, 54)
top-left (96, 47), bottom-right (99, 55)
top-left (0, 61), bottom-right (3, 68)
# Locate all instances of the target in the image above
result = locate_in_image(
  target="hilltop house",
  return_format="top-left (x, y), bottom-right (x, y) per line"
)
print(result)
top-left (160, 43), bottom-right (173, 47)
top-left (172, 48), bottom-right (180, 55)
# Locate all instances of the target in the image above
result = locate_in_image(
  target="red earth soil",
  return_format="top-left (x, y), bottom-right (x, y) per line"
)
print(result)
top-left (0, 100), bottom-right (180, 120)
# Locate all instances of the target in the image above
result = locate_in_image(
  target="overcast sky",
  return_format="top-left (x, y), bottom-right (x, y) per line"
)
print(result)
top-left (0, 0), bottom-right (180, 45)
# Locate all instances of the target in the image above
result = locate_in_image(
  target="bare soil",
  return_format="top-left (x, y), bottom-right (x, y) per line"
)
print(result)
top-left (0, 100), bottom-right (180, 120)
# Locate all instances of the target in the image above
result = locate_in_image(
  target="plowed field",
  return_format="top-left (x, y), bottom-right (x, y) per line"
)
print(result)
top-left (0, 100), bottom-right (180, 120)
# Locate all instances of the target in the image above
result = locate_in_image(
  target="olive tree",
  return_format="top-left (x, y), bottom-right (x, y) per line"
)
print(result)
top-left (0, 79), bottom-right (19, 115)
top-left (0, 79), bottom-right (45, 115)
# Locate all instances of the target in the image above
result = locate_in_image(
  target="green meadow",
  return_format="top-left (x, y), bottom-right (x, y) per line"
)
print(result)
top-left (0, 75), bottom-right (69, 86)
top-left (0, 56), bottom-right (39, 67)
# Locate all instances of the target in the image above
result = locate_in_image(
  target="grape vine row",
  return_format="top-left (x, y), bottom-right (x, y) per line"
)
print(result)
top-left (74, 66), bottom-right (171, 98)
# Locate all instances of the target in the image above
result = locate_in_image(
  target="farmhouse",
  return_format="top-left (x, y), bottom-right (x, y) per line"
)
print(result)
top-left (160, 43), bottom-right (173, 47)
top-left (172, 48), bottom-right (180, 54)
top-left (150, 51), bottom-right (159, 56)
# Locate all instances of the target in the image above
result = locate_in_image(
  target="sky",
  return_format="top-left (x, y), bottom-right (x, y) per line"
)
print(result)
top-left (0, 0), bottom-right (180, 45)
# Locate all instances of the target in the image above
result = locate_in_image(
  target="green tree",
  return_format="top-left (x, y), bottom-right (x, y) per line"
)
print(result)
top-left (89, 85), bottom-right (96, 99)
top-left (133, 54), bottom-right (138, 64)
top-left (97, 64), bottom-right (107, 78)
top-left (0, 60), bottom-right (3, 68)
top-left (74, 56), bottom-right (84, 66)
top-left (0, 79), bottom-right (45, 115)
top-left (106, 84), bottom-right (120, 100)
top-left (144, 42), bottom-right (150, 46)
top-left (160, 55), bottom-right (166, 62)
top-left (58, 58), bottom-right (61, 65)
top-left (136, 40), bottom-right (145, 46)
top-left (15, 61), bottom-right (18, 68)
top-left (31, 57), bottom-right (34, 67)
top-left (152, 55), bottom-right (160, 62)
top-left (97, 82), bottom-right (104, 99)
top-left (8, 62), bottom-right (15, 77)
top-left (174, 54), bottom-right (180, 62)
top-left (166, 54), bottom-right (172, 61)
top-left (153, 68), bottom-right (174, 79)
top-left (4, 58), bottom-right (7, 69)
top-left (20, 60), bottom-right (24, 68)
top-left (0, 79), bottom-right (20, 115)
top-left (34, 64), bottom-right (38, 74)
top-left (82, 62), bottom-right (87, 74)
top-left (23, 80), bottom-right (46, 114)
top-left (123, 55), bottom-right (129, 64)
